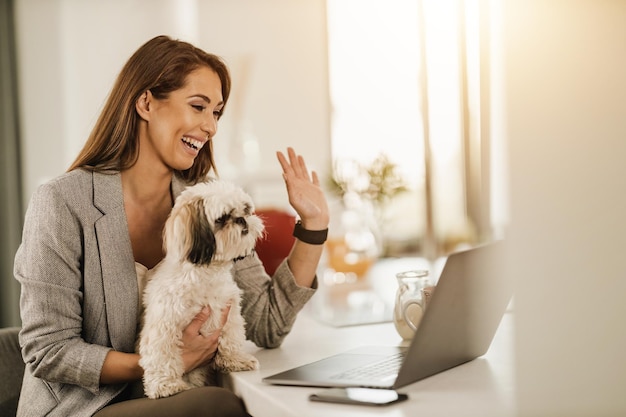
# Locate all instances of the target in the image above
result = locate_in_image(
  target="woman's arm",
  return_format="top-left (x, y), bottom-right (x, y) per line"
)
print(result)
top-left (234, 254), bottom-right (316, 348)
top-left (100, 351), bottom-right (143, 384)
top-left (236, 148), bottom-right (328, 348)
top-left (100, 305), bottom-right (227, 384)
top-left (15, 179), bottom-right (111, 394)
top-left (276, 147), bottom-right (330, 288)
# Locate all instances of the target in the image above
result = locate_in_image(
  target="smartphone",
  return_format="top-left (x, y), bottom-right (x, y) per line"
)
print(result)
top-left (309, 387), bottom-right (408, 406)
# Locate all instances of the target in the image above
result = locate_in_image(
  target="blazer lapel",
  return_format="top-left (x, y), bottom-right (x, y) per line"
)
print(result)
top-left (93, 171), bottom-right (138, 352)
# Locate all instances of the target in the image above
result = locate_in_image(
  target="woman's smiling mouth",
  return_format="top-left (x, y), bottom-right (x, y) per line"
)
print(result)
top-left (181, 136), bottom-right (205, 151)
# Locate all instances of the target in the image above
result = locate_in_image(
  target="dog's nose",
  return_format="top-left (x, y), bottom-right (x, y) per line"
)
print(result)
top-left (235, 217), bottom-right (249, 234)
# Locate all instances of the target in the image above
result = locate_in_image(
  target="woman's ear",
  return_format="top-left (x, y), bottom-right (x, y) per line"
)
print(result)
top-left (135, 90), bottom-right (153, 121)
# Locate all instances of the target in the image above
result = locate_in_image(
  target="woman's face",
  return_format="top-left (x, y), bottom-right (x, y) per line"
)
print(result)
top-left (140, 66), bottom-right (224, 172)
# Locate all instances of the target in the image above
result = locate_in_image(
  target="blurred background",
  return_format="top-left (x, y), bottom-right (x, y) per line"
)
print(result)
top-left (1, 0), bottom-right (625, 415)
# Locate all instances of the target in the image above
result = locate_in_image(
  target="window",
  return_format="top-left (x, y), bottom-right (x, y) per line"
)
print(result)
top-left (326, 0), bottom-right (498, 258)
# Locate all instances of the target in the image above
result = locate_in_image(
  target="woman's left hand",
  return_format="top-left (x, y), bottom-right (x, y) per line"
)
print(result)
top-left (276, 147), bottom-right (329, 231)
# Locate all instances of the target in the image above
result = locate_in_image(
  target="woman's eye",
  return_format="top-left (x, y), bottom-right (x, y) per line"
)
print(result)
top-left (213, 110), bottom-right (223, 118)
top-left (192, 104), bottom-right (205, 112)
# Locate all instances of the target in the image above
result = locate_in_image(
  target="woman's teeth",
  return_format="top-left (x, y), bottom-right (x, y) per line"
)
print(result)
top-left (182, 136), bottom-right (204, 150)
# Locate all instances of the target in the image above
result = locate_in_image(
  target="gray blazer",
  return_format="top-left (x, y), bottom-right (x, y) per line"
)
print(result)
top-left (14, 169), bottom-right (316, 417)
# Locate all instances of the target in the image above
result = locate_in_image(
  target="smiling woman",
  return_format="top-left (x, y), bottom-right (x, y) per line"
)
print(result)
top-left (134, 66), bottom-right (224, 175)
top-left (68, 36), bottom-right (231, 184)
top-left (13, 35), bottom-right (329, 417)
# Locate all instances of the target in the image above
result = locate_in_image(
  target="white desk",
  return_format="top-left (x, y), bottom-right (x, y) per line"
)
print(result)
top-left (225, 309), bottom-right (515, 417)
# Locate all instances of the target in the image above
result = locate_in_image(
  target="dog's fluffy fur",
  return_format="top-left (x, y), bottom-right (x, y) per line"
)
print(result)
top-left (138, 179), bottom-right (264, 399)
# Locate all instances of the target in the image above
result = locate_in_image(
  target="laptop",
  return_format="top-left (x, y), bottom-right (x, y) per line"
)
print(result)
top-left (263, 242), bottom-right (512, 389)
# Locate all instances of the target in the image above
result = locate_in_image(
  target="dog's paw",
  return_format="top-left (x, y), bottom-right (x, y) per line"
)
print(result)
top-left (214, 352), bottom-right (260, 372)
top-left (144, 378), bottom-right (193, 399)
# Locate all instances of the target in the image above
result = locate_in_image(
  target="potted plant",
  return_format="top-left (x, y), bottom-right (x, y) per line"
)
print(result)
top-left (326, 153), bottom-right (409, 277)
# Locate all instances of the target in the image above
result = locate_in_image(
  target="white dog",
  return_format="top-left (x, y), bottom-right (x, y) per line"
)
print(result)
top-left (138, 179), bottom-right (264, 399)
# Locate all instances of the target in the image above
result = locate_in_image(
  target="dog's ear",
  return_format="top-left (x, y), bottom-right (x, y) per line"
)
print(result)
top-left (186, 199), bottom-right (216, 265)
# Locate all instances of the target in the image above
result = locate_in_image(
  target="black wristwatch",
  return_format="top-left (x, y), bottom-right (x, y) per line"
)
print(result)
top-left (292, 220), bottom-right (328, 245)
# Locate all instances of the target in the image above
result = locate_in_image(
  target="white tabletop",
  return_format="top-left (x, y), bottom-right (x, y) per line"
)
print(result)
top-left (225, 305), bottom-right (515, 417)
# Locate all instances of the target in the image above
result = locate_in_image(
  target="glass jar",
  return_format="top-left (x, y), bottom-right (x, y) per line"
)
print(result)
top-left (393, 270), bottom-right (431, 340)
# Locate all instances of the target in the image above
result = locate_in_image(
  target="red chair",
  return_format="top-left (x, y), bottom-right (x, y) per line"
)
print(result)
top-left (255, 208), bottom-right (296, 275)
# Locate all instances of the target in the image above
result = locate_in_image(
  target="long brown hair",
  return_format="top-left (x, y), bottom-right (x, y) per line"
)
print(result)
top-left (68, 35), bottom-right (231, 183)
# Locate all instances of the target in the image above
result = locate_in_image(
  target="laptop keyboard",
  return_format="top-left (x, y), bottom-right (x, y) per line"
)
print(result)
top-left (330, 352), bottom-right (406, 382)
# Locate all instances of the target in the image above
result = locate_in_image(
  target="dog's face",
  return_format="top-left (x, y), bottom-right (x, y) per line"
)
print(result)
top-left (164, 180), bottom-right (265, 265)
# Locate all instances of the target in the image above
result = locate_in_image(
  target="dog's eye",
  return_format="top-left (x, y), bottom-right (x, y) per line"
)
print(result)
top-left (244, 204), bottom-right (252, 216)
top-left (215, 214), bottom-right (229, 226)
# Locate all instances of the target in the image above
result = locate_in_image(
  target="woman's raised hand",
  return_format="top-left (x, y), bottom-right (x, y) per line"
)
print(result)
top-left (276, 147), bottom-right (329, 231)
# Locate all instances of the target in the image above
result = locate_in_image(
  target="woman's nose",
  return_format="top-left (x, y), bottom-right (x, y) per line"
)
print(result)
top-left (202, 115), bottom-right (218, 139)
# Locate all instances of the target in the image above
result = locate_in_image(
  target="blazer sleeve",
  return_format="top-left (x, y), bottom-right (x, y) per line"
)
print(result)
top-left (14, 180), bottom-right (111, 395)
top-left (233, 253), bottom-right (317, 348)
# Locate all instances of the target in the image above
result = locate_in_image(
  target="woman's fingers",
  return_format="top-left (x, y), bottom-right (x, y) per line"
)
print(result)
top-left (277, 147), bottom-right (313, 182)
top-left (276, 149), bottom-right (292, 175)
top-left (185, 306), bottom-right (211, 336)
top-left (311, 170), bottom-right (321, 186)
top-left (287, 147), bottom-right (304, 177)
top-left (182, 304), bottom-right (228, 340)
top-left (180, 305), bottom-right (232, 371)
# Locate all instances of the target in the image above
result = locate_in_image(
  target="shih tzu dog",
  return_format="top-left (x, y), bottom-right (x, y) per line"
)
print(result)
top-left (138, 179), bottom-right (264, 399)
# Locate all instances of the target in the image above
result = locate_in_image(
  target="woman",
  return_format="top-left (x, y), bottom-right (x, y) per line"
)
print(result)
top-left (14, 35), bottom-right (329, 417)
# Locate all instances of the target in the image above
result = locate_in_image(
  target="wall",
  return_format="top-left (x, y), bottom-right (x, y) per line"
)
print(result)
top-left (501, 0), bottom-right (626, 415)
top-left (14, 0), bottom-right (330, 209)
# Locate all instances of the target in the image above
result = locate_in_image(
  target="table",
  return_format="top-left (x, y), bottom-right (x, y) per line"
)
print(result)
top-left (225, 258), bottom-right (515, 417)
top-left (225, 312), bottom-right (514, 417)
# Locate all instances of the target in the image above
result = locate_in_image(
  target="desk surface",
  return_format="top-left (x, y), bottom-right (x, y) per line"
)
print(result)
top-left (226, 309), bottom-right (515, 417)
